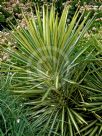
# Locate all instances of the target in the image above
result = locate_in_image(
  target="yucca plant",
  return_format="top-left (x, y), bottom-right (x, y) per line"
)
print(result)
top-left (1, 5), bottom-right (102, 135)
top-left (79, 34), bottom-right (102, 136)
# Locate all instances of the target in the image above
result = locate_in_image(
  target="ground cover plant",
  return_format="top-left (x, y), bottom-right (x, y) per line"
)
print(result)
top-left (0, 93), bottom-right (33, 136)
top-left (0, 5), bottom-right (102, 136)
top-left (0, 71), bottom-right (34, 136)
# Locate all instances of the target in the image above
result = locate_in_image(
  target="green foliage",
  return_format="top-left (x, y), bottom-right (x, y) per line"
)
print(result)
top-left (0, 0), bottom-right (101, 31)
top-left (1, 5), bottom-right (102, 136)
top-left (0, 72), bottom-right (34, 136)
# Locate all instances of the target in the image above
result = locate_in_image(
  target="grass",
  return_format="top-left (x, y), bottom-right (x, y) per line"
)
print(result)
top-left (0, 72), bottom-right (34, 136)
